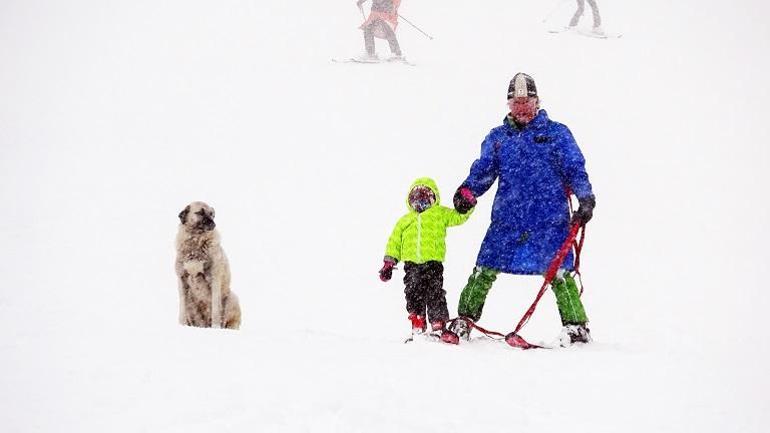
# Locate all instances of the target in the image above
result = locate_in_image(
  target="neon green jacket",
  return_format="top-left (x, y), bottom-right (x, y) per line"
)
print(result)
top-left (385, 177), bottom-right (473, 264)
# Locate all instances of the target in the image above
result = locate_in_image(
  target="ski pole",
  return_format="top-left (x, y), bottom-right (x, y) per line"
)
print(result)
top-left (541, 0), bottom-right (571, 24)
top-left (397, 14), bottom-right (434, 40)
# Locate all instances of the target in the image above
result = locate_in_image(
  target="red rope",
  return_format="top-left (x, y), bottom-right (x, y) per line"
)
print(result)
top-left (574, 225), bottom-right (586, 296)
top-left (512, 222), bottom-right (582, 335)
top-left (566, 190), bottom-right (586, 295)
top-left (469, 321), bottom-right (506, 339)
top-left (446, 317), bottom-right (506, 339)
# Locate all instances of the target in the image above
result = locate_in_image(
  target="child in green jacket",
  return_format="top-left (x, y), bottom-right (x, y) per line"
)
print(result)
top-left (379, 177), bottom-right (474, 344)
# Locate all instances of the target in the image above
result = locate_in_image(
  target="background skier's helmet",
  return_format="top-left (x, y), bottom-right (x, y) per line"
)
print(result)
top-left (507, 73), bottom-right (537, 99)
top-left (408, 185), bottom-right (436, 213)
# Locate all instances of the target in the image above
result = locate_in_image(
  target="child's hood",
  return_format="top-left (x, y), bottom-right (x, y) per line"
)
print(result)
top-left (406, 177), bottom-right (441, 211)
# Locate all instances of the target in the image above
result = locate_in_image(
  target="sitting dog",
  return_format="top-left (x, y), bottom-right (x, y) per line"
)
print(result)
top-left (175, 201), bottom-right (241, 329)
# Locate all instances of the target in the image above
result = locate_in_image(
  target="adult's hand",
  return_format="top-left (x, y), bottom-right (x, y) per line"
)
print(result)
top-left (453, 186), bottom-right (477, 214)
top-left (571, 195), bottom-right (596, 225)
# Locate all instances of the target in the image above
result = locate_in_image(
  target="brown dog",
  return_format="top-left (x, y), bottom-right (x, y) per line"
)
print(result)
top-left (175, 201), bottom-right (241, 329)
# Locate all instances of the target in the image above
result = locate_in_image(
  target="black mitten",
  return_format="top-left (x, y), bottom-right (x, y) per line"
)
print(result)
top-left (571, 195), bottom-right (596, 225)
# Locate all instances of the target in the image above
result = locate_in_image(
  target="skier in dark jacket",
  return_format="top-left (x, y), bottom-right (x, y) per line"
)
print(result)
top-left (568, 0), bottom-right (603, 35)
top-left (450, 73), bottom-right (596, 346)
top-left (356, 0), bottom-right (402, 60)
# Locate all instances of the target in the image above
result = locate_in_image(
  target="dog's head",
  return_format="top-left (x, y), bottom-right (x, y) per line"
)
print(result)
top-left (178, 201), bottom-right (216, 232)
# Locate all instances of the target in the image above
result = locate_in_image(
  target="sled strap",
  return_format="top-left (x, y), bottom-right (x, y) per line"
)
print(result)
top-left (445, 317), bottom-right (506, 340)
top-left (566, 190), bottom-right (587, 295)
top-left (469, 322), bottom-right (506, 339)
top-left (574, 224), bottom-right (586, 296)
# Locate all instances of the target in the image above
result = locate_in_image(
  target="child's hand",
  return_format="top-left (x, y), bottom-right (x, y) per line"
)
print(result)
top-left (379, 260), bottom-right (396, 282)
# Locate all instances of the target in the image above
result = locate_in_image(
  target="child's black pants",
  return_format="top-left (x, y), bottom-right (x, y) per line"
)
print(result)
top-left (403, 261), bottom-right (449, 323)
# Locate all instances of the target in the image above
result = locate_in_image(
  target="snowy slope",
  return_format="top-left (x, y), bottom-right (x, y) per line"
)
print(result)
top-left (1, 0), bottom-right (768, 431)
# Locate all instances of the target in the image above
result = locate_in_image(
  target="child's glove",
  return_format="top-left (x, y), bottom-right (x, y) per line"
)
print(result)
top-left (379, 259), bottom-right (396, 282)
top-left (571, 195), bottom-right (596, 225)
top-left (453, 186), bottom-right (477, 214)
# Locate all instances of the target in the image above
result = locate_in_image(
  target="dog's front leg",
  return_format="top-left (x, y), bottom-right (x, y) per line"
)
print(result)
top-left (210, 276), bottom-right (223, 329)
top-left (176, 268), bottom-right (190, 326)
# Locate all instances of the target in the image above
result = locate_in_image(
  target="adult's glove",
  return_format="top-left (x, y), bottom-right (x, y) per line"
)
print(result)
top-left (379, 258), bottom-right (396, 282)
top-left (453, 186), bottom-right (477, 214)
top-left (571, 195), bottom-right (596, 225)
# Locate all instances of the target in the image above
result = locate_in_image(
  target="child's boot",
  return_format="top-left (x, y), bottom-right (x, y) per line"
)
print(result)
top-left (408, 313), bottom-right (426, 334)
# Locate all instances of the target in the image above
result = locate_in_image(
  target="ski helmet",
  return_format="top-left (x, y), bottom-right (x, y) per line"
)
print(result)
top-left (507, 73), bottom-right (537, 99)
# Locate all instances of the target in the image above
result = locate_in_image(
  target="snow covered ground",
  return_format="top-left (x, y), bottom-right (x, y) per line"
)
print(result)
top-left (1, 0), bottom-right (769, 431)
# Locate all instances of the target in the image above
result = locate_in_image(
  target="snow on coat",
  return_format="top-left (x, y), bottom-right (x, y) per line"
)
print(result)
top-left (462, 110), bottom-right (593, 275)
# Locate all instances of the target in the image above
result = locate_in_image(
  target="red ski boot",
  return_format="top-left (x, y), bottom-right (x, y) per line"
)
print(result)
top-left (431, 320), bottom-right (459, 345)
top-left (408, 313), bottom-right (427, 335)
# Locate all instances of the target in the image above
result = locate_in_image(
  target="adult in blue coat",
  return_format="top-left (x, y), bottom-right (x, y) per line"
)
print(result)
top-left (450, 73), bottom-right (596, 345)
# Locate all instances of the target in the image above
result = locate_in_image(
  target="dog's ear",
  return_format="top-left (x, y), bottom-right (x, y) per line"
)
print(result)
top-left (178, 205), bottom-right (190, 224)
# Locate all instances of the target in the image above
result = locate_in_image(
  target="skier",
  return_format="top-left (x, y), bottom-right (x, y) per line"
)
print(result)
top-left (379, 177), bottom-right (475, 344)
top-left (356, 0), bottom-right (403, 60)
top-left (568, 0), bottom-right (603, 35)
top-left (450, 73), bottom-right (596, 346)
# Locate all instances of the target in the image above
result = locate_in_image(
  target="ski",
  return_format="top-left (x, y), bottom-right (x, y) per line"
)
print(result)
top-left (404, 331), bottom-right (440, 344)
top-left (403, 329), bottom-right (587, 349)
top-left (331, 57), bottom-right (416, 66)
top-left (384, 56), bottom-right (417, 66)
top-left (576, 29), bottom-right (622, 39)
top-left (402, 328), bottom-right (464, 345)
top-left (331, 57), bottom-right (378, 64)
top-left (504, 331), bottom-right (594, 350)
top-left (548, 27), bottom-right (622, 39)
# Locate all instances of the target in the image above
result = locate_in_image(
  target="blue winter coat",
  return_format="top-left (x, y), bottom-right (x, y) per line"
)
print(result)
top-left (462, 110), bottom-right (593, 275)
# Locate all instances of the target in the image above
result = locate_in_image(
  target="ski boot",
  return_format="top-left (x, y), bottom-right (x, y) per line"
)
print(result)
top-left (354, 53), bottom-right (379, 63)
top-left (558, 324), bottom-right (592, 347)
top-left (430, 320), bottom-right (459, 345)
top-left (408, 313), bottom-right (427, 335)
top-left (448, 317), bottom-right (472, 342)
